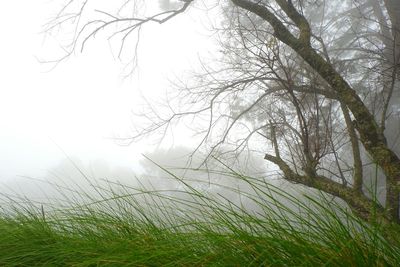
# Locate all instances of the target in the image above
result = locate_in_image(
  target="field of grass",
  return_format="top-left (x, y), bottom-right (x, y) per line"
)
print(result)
top-left (0, 166), bottom-right (399, 266)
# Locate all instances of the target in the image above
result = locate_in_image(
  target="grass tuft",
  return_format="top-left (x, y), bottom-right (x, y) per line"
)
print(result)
top-left (0, 165), bottom-right (399, 266)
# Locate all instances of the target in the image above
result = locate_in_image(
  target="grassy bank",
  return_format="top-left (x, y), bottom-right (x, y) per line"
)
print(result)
top-left (0, 168), bottom-right (399, 266)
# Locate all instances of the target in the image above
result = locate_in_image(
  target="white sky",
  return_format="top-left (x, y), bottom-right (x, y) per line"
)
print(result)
top-left (0, 1), bottom-right (216, 182)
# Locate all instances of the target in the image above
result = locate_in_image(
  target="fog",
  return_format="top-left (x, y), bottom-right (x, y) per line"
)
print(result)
top-left (0, 1), bottom-right (214, 189)
top-left (1, 1), bottom-right (396, 218)
top-left (0, 1), bottom-right (282, 212)
top-left (1, 143), bottom-right (321, 226)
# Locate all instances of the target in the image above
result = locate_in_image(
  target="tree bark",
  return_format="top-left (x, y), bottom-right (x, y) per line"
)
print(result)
top-left (231, 0), bottom-right (400, 223)
top-left (264, 153), bottom-right (388, 223)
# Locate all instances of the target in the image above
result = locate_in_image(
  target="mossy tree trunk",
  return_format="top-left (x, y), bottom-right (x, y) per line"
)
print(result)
top-left (232, 0), bottom-right (400, 224)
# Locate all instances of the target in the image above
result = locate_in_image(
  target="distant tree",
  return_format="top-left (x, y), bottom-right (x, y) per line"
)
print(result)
top-left (47, 0), bottom-right (400, 224)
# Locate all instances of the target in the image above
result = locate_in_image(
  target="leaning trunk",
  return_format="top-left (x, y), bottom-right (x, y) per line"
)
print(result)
top-left (232, 0), bottom-right (400, 223)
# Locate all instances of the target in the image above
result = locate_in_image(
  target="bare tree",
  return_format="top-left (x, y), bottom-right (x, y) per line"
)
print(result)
top-left (47, 0), bottom-right (400, 224)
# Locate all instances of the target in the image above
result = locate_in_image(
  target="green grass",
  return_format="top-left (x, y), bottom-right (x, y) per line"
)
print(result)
top-left (0, 166), bottom-right (399, 266)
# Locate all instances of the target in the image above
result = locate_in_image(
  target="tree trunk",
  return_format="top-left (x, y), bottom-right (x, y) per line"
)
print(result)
top-left (231, 0), bottom-right (400, 223)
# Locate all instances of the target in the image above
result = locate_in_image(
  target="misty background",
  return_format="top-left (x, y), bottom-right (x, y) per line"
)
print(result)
top-left (0, 0), bottom-right (276, 205)
top-left (1, 0), bottom-right (396, 212)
